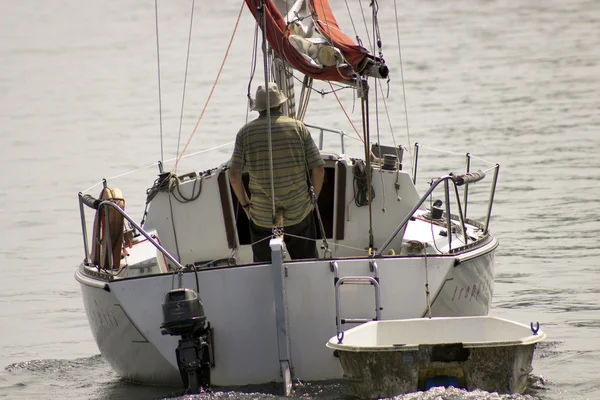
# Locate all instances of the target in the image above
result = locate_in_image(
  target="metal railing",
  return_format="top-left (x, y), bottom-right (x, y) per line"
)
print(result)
top-left (304, 123), bottom-right (348, 154)
top-left (412, 143), bottom-right (500, 226)
top-left (78, 191), bottom-right (183, 276)
top-left (378, 157), bottom-right (500, 256)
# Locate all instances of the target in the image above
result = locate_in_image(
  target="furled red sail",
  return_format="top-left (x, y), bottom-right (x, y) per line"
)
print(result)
top-left (244, 0), bottom-right (387, 82)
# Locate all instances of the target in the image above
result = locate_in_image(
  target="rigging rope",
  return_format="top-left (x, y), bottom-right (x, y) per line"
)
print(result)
top-left (375, 78), bottom-right (404, 207)
top-left (175, 0), bottom-right (197, 168)
top-left (377, 80), bottom-right (399, 150)
top-left (282, 232), bottom-right (370, 255)
top-left (343, 0), bottom-right (361, 46)
top-left (329, 82), bottom-right (364, 144)
top-left (82, 142), bottom-right (234, 196)
top-left (257, 0), bottom-right (277, 226)
top-left (290, 73), bottom-right (353, 96)
top-left (170, 0), bottom-right (245, 173)
top-left (247, 23), bottom-right (259, 113)
top-left (358, 0), bottom-right (374, 53)
top-left (393, 0), bottom-right (413, 176)
top-left (372, 1), bottom-right (381, 149)
top-left (372, 0), bottom-right (383, 59)
top-left (154, 0), bottom-right (164, 164)
top-left (297, 75), bottom-right (313, 121)
top-left (418, 144), bottom-right (497, 166)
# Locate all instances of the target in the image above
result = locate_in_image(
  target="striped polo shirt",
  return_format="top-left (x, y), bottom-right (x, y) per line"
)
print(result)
top-left (230, 111), bottom-right (325, 228)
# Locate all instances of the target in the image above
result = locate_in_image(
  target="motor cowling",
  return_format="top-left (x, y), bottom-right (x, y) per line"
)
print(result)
top-left (161, 288), bottom-right (207, 336)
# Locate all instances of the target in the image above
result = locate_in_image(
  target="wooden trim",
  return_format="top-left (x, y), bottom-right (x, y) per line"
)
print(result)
top-left (218, 170), bottom-right (236, 249)
top-left (334, 161), bottom-right (346, 240)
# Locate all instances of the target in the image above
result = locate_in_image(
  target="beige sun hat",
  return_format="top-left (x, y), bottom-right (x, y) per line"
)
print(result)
top-left (251, 82), bottom-right (288, 111)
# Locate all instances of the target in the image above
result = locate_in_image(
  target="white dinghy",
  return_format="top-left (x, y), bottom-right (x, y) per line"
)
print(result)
top-left (326, 317), bottom-right (546, 398)
top-left (75, 0), bottom-right (504, 395)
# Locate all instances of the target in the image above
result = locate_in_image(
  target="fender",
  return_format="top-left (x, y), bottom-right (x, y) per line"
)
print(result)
top-left (90, 187), bottom-right (125, 269)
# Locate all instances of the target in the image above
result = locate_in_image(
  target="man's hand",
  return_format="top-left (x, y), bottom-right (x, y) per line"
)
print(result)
top-left (242, 203), bottom-right (251, 220)
top-left (311, 165), bottom-right (325, 199)
top-left (229, 167), bottom-right (251, 219)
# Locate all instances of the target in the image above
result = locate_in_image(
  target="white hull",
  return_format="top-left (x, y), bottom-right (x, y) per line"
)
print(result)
top-left (76, 237), bottom-right (496, 386)
top-left (72, 0), bottom-right (508, 391)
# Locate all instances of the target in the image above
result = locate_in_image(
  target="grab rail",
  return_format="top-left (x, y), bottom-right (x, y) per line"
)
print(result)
top-left (377, 163), bottom-right (499, 256)
top-left (78, 192), bottom-right (184, 273)
top-left (304, 123), bottom-right (348, 154)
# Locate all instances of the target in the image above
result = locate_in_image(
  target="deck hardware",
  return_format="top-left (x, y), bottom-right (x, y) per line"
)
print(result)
top-left (330, 261), bottom-right (339, 285)
top-left (530, 322), bottom-right (540, 335)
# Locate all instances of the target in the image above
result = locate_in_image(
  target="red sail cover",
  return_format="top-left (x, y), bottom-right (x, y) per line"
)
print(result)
top-left (245, 0), bottom-right (371, 82)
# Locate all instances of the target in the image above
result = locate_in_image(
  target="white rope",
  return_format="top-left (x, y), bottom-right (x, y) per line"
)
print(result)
top-left (393, 0), bottom-right (413, 177)
top-left (81, 141), bottom-right (235, 194)
top-left (196, 237), bottom-right (272, 269)
top-left (418, 144), bottom-right (497, 166)
top-left (283, 232), bottom-right (370, 254)
top-left (174, 0), bottom-right (197, 171)
top-left (175, 141), bottom-right (235, 161)
top-left (195, 233), bottom-right (373, 266)
top-left (153, 0), bottom-right (164, 164)
top-left (481, 165), bottom-right (498, 175)
top-left (166, 236), bottom-right (273, 275)
top-left (82, 163), bottom-right (160, 193)
top-left (357, 0), bottom-right (374, 53)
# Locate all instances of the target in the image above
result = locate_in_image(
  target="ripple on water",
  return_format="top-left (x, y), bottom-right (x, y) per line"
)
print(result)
top-left (565, 320), bottom-right (600, 329)
top-left (164, 386), bottom-right (544, 400)
top-left (3, 356), bottom-right (549, 400)
top-left (4, 356), bottom-right (180, 400)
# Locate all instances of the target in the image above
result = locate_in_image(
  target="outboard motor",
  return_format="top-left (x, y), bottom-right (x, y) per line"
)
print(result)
top-left (161, 288), bottom-right (211, 394)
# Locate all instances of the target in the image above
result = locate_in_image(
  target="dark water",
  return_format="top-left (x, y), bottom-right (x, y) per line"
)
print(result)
top-left (1, 0), bottom-right (599, 399)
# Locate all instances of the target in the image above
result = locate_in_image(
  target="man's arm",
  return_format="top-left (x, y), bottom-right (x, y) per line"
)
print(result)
top-left (229, 167), bottom-right (250, 207)
top-left (310, 165), bottom-right (325, 199)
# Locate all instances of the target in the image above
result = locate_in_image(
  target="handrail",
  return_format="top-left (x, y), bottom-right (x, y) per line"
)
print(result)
top-left (376, 174), bottom-right (461, 256)
top-left (304, 123), bottom-right (348, 154)
top-left (376, 166), bottom-right (498, 257)
top-left (412, 142), bottom-right (420, 184)
top-left (464, 153), bottom-right (472, 219)
top-left (78, 192), bottom-right (184, 272)
top-left (484, 165), bottom-right (500, 234)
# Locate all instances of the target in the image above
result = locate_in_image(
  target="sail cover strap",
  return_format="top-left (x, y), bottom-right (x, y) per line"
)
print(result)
top-left (245, 0), bottom-right (380, 82)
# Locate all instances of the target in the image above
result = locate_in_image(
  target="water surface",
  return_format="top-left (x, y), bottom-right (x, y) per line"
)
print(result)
top-left (1, 0), bottom-right (598, 399)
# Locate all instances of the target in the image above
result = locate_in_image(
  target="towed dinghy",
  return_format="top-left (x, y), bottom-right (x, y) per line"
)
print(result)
top-left (326, 316), bottom-right (545, 398)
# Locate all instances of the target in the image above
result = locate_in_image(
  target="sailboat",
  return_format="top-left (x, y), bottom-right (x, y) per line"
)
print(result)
top-left (75, 0), bottom-right (500, 395)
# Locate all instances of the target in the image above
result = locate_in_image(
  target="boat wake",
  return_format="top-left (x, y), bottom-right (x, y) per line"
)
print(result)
top-left (164, 383), bottom-right (548, 400)
top-left (3, 355), bottom-right (548, 399)
top-left (3, 356), bottom-right (177, 400)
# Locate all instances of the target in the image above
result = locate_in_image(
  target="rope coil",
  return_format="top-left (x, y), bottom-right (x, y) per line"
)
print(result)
top-left (352, 159), bottom-right (375, 207)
